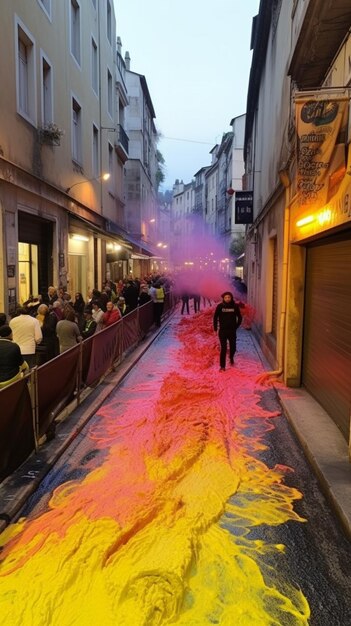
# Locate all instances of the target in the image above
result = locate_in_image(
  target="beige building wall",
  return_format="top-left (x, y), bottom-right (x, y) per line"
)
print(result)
top-left (0, 0), bottom-right (129, 312)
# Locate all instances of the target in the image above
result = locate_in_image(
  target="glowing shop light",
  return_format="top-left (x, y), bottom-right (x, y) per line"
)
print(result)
top-left (149, 218), bottom-right (156, 223)
top-left (157, 242), bottom-right (163, 247)
top-left (317, 209), bottom-right (332, 226)
top-left (162, 244), bottom-right (168, 249)
top-left (71, 233), bottom-right (89, 242)
top-left (296, 215), bottom-right (314, 227)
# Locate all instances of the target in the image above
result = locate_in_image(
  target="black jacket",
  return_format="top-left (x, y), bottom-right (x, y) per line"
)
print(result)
top-left (213, 300), bottom-right (242, 332)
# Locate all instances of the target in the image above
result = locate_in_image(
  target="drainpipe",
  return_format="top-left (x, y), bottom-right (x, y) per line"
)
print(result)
top-left (257, 171), bottom-right (290, 384)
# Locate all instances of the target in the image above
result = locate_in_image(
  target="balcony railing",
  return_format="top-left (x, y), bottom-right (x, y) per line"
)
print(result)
top-left (118, 124), bottom-right (129, 153)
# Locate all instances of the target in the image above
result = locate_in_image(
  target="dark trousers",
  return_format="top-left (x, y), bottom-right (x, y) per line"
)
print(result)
top-left (153, 302), bottom-right (164, 327)
top-left (219, 329), bottom-right (237, 368)
top-left (193, 297), bottom-right (201, 313)
top-left (181, 297), bottom-right (189, 314)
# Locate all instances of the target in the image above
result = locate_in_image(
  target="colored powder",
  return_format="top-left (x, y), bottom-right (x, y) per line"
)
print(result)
top-left (0, 309), bottom-right (310, 625)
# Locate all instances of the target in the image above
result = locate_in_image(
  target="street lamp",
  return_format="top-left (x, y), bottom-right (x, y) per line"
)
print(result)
top-left (65, 172), bottom-right (110, 194)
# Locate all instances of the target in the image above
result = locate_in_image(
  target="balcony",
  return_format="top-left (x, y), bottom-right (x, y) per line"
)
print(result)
top-left (115, 124), bottom-right (129, 163)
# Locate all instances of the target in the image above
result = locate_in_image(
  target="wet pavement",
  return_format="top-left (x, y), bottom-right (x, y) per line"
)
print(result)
top-left (1, 310), bottom-right (351, 625)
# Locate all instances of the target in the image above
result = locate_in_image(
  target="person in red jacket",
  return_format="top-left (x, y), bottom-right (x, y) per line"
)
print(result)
top-left (102, 301), bottom-right (122, 328)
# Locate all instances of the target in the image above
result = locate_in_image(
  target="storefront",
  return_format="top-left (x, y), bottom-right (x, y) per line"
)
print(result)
top-left (302, 232), bottom-right (351, 439)
top-left (18, 211), bottom-right (54, 304)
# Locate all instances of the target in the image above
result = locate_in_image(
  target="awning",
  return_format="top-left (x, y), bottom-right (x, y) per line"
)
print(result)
top-left (69, 216), bottom-right (132, 250)
top-left (105, 220), bottom-right (157, 257)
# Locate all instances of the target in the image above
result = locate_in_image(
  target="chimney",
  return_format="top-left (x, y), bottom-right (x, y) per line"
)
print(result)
top-left (125, 51), bottom-right (131, 70)
top-left (117, 36), bottom-right (122, 55)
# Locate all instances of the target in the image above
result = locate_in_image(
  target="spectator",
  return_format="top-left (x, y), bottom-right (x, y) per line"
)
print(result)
top-left (122, 279), bottom-right (139, 311)
top-left (0, 313), bottom-right (7, 327)
top-left (56, 309), bottom-right (82, 353)
top-left (102, 301), bottom-right (121, 328)
top-left (73, 292), bottom-right (86, 331)
top-left (193, 293), bottom-right (201, 313)
top-left (81, 308), bottom-right (97, 339)
top-left (138, 286), bottom-right (151, 306)
top-left (52, 300), bottom-right (64, 321)
top-left (149, 282), bottom-right (165, 328)
top-left (42, 286), bottom-right (58, 306)
top-left (91, 300), bottom-right (104, 331)
top-left (23, 295), bottom-right (41, 316)
top-left (116, 296), bottom-right (129, 316)
top-left (36, 304), bottom-right (58, 364)
top-left (9, 307), bottom-right (42, 368)
top-left (0, 325), bottom-right (29, 389)
top-left (181, 293), bottom-right (190, 315)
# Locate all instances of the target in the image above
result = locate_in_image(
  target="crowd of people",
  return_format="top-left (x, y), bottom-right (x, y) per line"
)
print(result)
top-left (0, 275), bottom-right (171, 389)
top-left (0, 272), bottom-right (249, 389)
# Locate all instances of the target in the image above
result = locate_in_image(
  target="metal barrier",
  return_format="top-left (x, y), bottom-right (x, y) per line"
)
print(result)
top-left (0, 294), bottom-right (177, 482)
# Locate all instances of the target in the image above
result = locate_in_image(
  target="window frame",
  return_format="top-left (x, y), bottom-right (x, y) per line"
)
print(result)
top-left (40, 49), bottom-right (54, 127)
top-left (107, 67), bottom-right (113, 118)
top-left (15, 15), bottom-right (37, 126)
top-left (71, 94), bottom-right (82, 165)
top-left (37, 0), bottom-right (52, 20)
top-left (70, 0), bottom-right (81, 68)
top-left (92, 123), bottom-right (99, 178)
top-left (91, 35), bottom-right (98, 96)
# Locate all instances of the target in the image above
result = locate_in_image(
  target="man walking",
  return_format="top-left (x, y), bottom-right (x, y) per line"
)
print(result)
top-left (213, 292), bottom-right (242, 371)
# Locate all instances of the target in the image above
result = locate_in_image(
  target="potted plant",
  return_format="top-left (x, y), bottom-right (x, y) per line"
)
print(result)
top-left (39, 122), bottom-right (65, 146)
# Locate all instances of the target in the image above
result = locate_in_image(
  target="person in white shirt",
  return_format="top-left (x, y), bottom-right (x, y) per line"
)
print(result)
top-left (91, 300), bottom-right (104, 331)
top-left (9, 307), bottom-right (42, 368)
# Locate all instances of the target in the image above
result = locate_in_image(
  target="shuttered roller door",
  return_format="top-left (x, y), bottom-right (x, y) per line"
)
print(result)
top-left (302, 234), bottom-right (351, 440)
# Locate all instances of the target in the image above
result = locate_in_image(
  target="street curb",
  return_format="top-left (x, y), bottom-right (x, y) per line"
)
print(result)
top-left (248, 330), bottom-right (351, 540)
top-left (0, 316), bottom-right (174, 533)
top-left (278, 389), bottom-right (351, 541)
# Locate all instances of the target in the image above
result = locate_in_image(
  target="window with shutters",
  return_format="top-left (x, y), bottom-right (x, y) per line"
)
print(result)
top-left (16, 18), bottom-right (36, 125)
top-left (41, 53), bottom-right (53, 127)
top-left (91, 37), bottom-right (98, 95)
top-left (107, 68), bottom-right (113, 117)
top-left (72, 97), bottom-right (82, 164)
top-left (92, 125), bottom-right (99, 177)
top-left (70, 0), bottom-right (81, 66)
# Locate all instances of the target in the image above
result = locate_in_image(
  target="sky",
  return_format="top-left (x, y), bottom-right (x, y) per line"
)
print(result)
top-left (114, 0), bottom-right (260, 191)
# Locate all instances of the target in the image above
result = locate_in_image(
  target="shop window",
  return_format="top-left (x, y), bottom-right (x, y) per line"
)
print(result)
top-left (18, 243), bottom-right (39, 304)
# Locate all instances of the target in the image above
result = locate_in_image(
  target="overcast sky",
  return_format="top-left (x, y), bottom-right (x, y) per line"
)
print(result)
top-left (114, 0), bottom-right (259, 191)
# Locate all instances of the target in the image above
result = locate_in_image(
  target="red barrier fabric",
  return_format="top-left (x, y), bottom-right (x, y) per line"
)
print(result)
top-left (37, 347), bottom-right (80, 437)
top-left (138, 301), bottom-right (154, 336)
top-left (122, 309), bottom-right (140, 353)
top-left (81, 336), bottom-right (94, 384)
top-left (85, 322), bottom-right (122, 387)
top-left (0, 378), bottom-right (34, 481)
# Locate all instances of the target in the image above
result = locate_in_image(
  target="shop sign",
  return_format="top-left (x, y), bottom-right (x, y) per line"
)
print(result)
top-left (235, 191), bottom-right (253, 224)
top-left (295, 94), bottom-right (349, 209)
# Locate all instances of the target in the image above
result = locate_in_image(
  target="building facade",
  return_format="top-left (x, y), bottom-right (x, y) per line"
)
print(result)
top-left (0, 0), bottom-right (137, 312)
top-left (244, 0), bottom-right (351, 443)
top-left (123, 57), bottom-right (161, 277)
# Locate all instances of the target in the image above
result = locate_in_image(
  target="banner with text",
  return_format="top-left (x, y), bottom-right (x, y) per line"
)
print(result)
top-left (235, 191), bottom-right (253, 224)
top-left (295, 95), bottom-right (349, 208)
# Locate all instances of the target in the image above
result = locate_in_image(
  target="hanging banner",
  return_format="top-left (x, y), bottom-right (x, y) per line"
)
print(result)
top-left (235, 191), bottom-right (253, 224)
top-left (295, 95), bottom-right (349, 208)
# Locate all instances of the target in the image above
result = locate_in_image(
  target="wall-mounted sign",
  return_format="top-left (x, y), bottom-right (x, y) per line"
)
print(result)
top-left (235, 191), bottom-right (253, 224)
top-left (7, 265), bottom-right (15, 278)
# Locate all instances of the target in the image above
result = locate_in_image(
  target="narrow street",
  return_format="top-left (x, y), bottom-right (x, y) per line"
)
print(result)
top-left (1, 308), bottom-right (350, 626)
